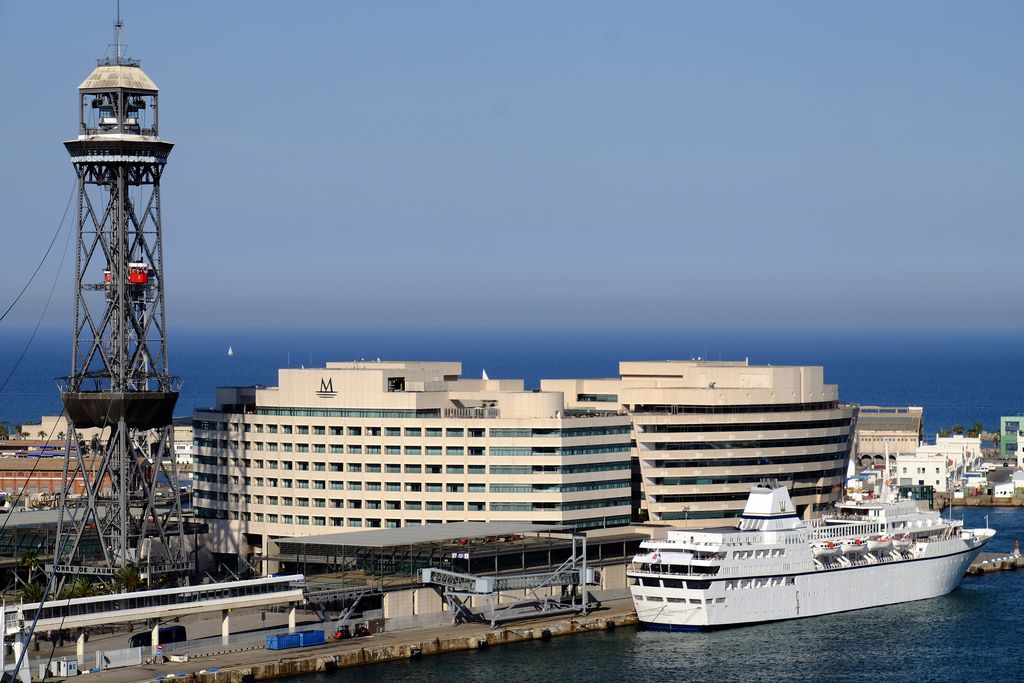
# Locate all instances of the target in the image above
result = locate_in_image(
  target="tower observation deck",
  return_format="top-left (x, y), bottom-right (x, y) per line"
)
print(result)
top-left (55, 26), bottom-right (187, 581)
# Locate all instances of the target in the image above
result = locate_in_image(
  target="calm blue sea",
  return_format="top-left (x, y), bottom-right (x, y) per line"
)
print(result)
top-left (294, 505), bottom-right (1024, 683)
top-left (1, 327), bottom-right (1022, 437)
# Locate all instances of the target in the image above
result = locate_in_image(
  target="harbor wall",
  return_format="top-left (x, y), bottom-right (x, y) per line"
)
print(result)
top-left (189, 610), bottom-right (638, 683)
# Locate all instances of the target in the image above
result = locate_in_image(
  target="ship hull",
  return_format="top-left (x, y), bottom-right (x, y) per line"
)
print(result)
top-left (632, 538), bottom-right (989, 630)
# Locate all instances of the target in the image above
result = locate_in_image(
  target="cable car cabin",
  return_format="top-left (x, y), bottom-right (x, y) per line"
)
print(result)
top-left (103, 270), bottom-right (111, 283)
top-left (128, 263), bottom-right (150, 284)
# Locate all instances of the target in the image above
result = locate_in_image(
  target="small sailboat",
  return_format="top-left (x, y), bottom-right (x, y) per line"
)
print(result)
top-left (227, 346), bottom-right (234, 357)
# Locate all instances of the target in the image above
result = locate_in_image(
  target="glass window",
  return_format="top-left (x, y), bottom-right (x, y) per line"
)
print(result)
top-left (447, 428), bottom-right (464, 438)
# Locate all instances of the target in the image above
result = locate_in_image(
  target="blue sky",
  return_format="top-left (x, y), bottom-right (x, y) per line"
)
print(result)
top-left (1, 1), bottom-right (1021, 331)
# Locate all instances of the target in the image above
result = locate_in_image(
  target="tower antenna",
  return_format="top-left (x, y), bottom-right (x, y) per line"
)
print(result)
top-left (114, 0), bottom-right (123, 64)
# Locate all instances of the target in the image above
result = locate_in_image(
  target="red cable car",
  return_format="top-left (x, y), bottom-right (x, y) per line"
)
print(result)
top-left (128, 262), bottom-right (149, 284)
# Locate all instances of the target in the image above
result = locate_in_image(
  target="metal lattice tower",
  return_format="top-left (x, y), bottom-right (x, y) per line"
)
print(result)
top-left (54, 19), bottom-right (187, 582)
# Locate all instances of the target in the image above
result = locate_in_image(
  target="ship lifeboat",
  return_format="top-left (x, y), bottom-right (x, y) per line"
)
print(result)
top-left (812, 541), bottom-right (841, 559)
top-left (892, 535), bottom-right (912, 550)
top-left (840, 539), bottom-right (867, 554)
top-left (867, 537), bottom-right (893, 553)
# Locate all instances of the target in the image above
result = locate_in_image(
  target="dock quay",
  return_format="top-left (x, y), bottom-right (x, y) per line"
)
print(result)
top-left (968, 551), bottom-right (1024, 575)
top-left (46, 598), bottom-right (638, 683)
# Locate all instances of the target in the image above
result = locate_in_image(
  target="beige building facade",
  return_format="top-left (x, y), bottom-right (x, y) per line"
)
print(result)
top-left (192, 361), bottom-right (633, 564)
top-left (853, 406), bottom-right (924, 465)
top-left (543, 360), bottom-right (856, 527)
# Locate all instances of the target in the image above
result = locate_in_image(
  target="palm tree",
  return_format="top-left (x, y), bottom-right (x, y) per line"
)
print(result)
top-left (967, 422), bottom-right (985, 438)
top-left (59, 577), bottom-right (100, 600)
top-left (37, 431), bottom-right (46, 440)
top-left (21, 581), bottom-right (45, 604)
top-left (57, 431), bottom-right (66, 442)
top-left (938, 428), bottom-right (952, 438)
top-left (0, 422), bottom-right (9, 440)
top-left (19, 549), bottom-right (40, 586)
top-left (112, 566), bottom-right (146, 593)
top-left (952, 424), bottom-right (965, 436)
top-left (89, 434), bottom-right (102, 453)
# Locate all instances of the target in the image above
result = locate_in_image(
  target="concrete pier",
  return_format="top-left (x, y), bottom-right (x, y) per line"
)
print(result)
top-left (967, 551), bottom-right (1024, 575)
top-left (48, 598), bottom-right (638, 683)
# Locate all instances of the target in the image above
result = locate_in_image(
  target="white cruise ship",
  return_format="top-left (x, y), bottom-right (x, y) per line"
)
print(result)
top-left (628, 481), bottom-right (994, 630)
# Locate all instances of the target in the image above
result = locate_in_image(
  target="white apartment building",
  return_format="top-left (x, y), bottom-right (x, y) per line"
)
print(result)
top-left (895, 434), bottom-right (983, 492)
top-left (893, 452), bottom-right (948, 492)
top-left (543, 360), bottom-right (856, 527)
top-left (192, 361), bottom-right (633, 564)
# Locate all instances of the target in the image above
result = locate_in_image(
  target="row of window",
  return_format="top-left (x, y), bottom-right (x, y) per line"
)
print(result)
top-left (631, 401), bottom-right (840, 415)
top-left (639, 418), bottom-right (851, 434)
top-left (195, 495), bottom-right (631, 514)
top-left (195, 460), bottom-right (632, 477)
top-left (646, 434), bottom-right (850, 452)
top-left (490, 497), bottom-right (631, 512)
top-left (196, 420), bottom-right (630, 440)
top-left (651, 484), bottom-right (839, 505)
top-left (196, 441), bottom-right (630, 457)
top-left (650, 465), bottom-right (847, 487)
top-left (196, 476), bottom-right (630, 497)
top-left (647, 449), bottom-right (850, 469)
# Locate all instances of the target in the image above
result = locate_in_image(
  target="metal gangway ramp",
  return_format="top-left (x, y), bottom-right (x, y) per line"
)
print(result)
top-left (421, 536), bottom-right (600, 627)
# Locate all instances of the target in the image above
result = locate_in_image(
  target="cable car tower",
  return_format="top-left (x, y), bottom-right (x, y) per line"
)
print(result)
top-left (55, 14), bottom-right (187, 583)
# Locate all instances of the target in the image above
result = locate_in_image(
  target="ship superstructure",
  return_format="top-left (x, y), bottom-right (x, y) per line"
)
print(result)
top-left (628, 482), bottom-right (993, 630)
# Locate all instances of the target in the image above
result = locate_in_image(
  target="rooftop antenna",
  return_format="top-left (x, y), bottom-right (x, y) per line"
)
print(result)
top-left (114, 0), bottom-right (123, 64)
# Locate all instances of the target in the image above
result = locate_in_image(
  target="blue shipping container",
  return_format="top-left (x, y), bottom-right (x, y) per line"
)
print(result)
top-left (298, 630), bottom-right (325, 647)
top-left (266, 634), bottom-right (301, 651)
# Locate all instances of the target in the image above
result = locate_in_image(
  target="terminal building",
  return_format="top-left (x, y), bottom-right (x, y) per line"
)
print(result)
top-left (853, 406), bottom-right (924, 466)
top-left (543, 360), bottom-right (856, 527)
top-left (191, 361), bottom-right (634, 568)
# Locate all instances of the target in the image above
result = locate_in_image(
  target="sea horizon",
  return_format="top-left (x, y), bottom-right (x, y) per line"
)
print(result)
top-left (2, 325), bottom-right (1022, 438)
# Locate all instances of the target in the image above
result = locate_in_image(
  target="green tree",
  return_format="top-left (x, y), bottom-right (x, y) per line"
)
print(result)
top-left (57, 431), bottom-right (65, 441)
top-left (37, 431), bottom-right (46, 440)
top-left (952, 424), bottom-right (965, 435)
top-left (21, 581), bottom-right (45, 604)
top-left (0, 422), bottom-right (9, 439)
top-left (112, 566), bottom-right (146, 593)
top-left (18, 549), bottom-right (40, 586)
top-left (89, 434), bottom-right (102, 453)
top-left (967, 422), bottom-right (985, 438)
top-left (938, 428), bottom-right (952, 438)
top-left (61, 577), bottom-right (100, 599)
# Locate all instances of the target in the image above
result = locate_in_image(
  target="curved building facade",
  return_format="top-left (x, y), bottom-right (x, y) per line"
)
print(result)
top-left (544, 360), bottom-right (855, 527)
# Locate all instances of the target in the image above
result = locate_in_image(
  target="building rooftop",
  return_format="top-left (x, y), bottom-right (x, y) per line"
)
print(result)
top-left (274, 521), bottom-right (570, 550)
top-left (79, 64), bottom-right (158, 92)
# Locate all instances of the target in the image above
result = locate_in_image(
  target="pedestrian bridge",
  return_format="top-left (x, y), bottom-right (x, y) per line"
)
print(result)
top-left (2, 574), bottom-right (306, 637)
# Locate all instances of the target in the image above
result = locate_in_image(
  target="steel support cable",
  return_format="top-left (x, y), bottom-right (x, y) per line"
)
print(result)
top-left (0, 181), bottom-right (76, 325)
top-left (0, 204), bottom-right (74, 399)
